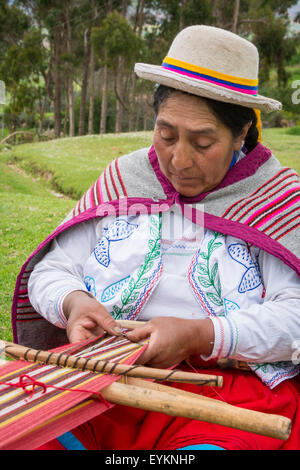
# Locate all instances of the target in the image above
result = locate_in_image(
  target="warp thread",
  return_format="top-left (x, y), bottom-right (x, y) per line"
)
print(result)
top-left (0, 373), bottom-right (111, 407)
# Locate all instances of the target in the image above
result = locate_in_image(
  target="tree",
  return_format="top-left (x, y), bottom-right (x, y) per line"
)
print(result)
top-left (92, 10), bottom-right (142, 133)
top-left (0, 29), bottom-right (47, 132)
top-left (64, 0), bottom-right (75, 137)
top-left (248, 0), bottom-right (299, 86)
top-left (232, 0), bottom-right (240, 33)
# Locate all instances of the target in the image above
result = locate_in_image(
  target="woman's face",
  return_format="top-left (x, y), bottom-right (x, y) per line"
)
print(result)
top-left (153, 91), bottom-right (249, 197)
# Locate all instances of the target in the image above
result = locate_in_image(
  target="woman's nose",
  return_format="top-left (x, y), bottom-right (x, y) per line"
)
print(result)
top-left (171, 142), bottom-right (193, 170)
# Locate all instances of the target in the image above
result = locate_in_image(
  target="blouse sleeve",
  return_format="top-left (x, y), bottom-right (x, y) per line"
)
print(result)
top-left (28, 219), bottom-right (100, 328)
top-left (205, 251), bottom-right (300, 363)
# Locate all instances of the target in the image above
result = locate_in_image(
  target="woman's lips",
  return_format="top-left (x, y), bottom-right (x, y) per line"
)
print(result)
top-left (171, 173), bottom-right (196, 181)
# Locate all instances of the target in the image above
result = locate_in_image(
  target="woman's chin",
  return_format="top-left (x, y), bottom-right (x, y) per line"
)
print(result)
top-left (171, 179), bottom-right (207, 198)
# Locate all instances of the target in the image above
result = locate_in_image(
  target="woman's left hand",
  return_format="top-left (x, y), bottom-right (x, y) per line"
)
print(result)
top-left (125, 317), bottom-right (214, 369)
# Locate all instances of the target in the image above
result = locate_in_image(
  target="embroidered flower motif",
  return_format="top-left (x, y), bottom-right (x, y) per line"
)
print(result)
top-left (84, 276), bottom-right (96, 297)
top-left (223, 298), bottom-right (240, 315)
top-left (94, 219), bottom-right (138, 268)
top-left (101, 276), bottom-right (130, 303)
top-left (228, 243), bottom-right (262, 293)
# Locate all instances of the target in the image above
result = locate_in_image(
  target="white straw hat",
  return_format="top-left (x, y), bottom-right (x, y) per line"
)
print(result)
top-left (134, 25), bottom-right (281, 112)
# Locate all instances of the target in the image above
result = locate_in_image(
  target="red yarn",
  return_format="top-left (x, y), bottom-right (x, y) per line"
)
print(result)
top-left (0, 373), bottom-right (111, 407)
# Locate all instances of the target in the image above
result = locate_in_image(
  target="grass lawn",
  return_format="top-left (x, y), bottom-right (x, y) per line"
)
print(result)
top-left (6, 132), bottom-right (153, 199)
top-left (0, 128), bottom-right (299, 342)
top-left (262, 128), bottom-right (300, 174)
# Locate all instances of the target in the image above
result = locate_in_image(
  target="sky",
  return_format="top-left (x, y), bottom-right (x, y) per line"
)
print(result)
top-left (289, 1), bottom-right (300, 19)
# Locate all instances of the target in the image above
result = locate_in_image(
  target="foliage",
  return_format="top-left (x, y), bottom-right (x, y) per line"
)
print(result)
top-left (0, 28), bottom-right (48, 130)
top-left (92, 11), bottom-right (144, 71)
top-left (1, 0), bottom-right (300, 135)
top-left (287, 125), bottom-right (300, 135)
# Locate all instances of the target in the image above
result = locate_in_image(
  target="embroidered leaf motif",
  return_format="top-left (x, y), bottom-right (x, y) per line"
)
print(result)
top-left (216, 276), bottom-right (222, 298)
top-left (150, 215), bottom-right (159, 227)
top-left (127, 291), bottom-right (140, 303)
top-left (198, 276), bottom-right (212, 288)
top-left (196, 263), bottom-right (208, 275)
top-left (143, 260), bottom-right (154, 274)
top-left (110, 214), bottom-right (162, 318)
top-left (150, 227), bottom-right (159, 239)
top-left (128, 278), bottom-right (136, 291)
top-left (209, 242), bottom-right (223, 254)
top-left (195, 232), bottom-right (223, 310)
top-left (135, 278), bottom-right (148, 289)
top-left (112, 305), bottom-right (122, 319)
top-left (250, 361), bottom-right (288, 374)
top-left (207, 239), bottom-right (214, 255)
top-left (148, 239), bottom-right (156, 250)
top-left (207, 292), bottom-right (223, 307)
top-left (121, 306), bottom-right (133, 315)
top-left (211, 262), bottom-right (218, 282)
top-left (121, 288), bottom-right (130, 304)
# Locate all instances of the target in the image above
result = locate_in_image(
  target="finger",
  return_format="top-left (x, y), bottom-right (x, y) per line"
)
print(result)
top-left (68, 325), bottom-right (98, 343)
top-left (134, 346), bottom-right (157, 366)
top-left (98, 312), bottom-right (123, 337)
top-left (125, 325), bottom-right (152, 343)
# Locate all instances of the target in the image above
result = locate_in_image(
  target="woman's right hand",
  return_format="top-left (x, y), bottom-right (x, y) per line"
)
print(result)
top-left (63, 290), bottom-right (122, 343)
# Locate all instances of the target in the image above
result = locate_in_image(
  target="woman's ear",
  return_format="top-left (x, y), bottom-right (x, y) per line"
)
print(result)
top-left (233, 122), bottom-right (252, 151)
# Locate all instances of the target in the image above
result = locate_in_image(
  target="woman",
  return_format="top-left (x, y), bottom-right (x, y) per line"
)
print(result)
top-left (13, 25), bottom-right (300, 450)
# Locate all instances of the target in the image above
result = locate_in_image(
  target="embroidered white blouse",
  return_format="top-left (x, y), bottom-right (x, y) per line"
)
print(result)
top-left (28, 207), bottom-right (300, 387)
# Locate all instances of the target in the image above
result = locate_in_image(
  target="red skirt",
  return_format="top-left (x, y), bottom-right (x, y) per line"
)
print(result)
top-left (38, 367), bottom-right (300, 451)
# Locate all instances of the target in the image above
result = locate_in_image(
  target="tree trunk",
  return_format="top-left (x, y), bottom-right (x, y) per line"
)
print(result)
top-left (65, 0), bottom-right (75, 137)
top-left (211, 0), bottom-right (220, 26)
top-left (79, 28), bottom-right (91, 136)
top-left (53, 24), bottom-right (62, 139)
top-left (38, 96), bottom-right (46, 135)
top-left (115, 58), bottom-right (124, 133)
top-left (99, 0), bottom-right (113, 134)
top-left (114, 0), bottom-right (128, 133)
top-left (232, 0), bottom-right (240, 33)
top-left (88, 45), bottom-right (95, 135)
top-left (129, 0), bottom-right (145, 131)
top-left (88, 0), bottom-right (97, 135)
top-left (100, 62), bottom-right (108, 134)
top-left (179, 0), bottom-right (187, 30)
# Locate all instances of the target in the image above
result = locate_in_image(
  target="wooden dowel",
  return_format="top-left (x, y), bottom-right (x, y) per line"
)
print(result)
top-left (3, 341), bottom-right (223, 387)
top-left (99, 378), bottom-right (291, 441)
top-left (116, 319), bottom-right (146, 329)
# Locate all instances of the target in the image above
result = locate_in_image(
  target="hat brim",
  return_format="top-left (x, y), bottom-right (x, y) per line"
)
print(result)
top-left (134, 63), bottom-right (282, 113)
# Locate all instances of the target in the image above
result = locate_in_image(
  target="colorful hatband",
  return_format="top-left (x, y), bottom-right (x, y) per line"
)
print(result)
top-left (162, 56), bottom-right (258, 96)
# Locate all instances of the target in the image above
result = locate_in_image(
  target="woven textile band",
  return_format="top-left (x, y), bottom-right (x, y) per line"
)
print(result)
top-left (162, 56), bottom-right (258, 96)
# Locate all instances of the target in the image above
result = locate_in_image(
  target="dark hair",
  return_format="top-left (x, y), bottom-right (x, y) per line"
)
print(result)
top-left (153, 85), bottom-right (258, 152)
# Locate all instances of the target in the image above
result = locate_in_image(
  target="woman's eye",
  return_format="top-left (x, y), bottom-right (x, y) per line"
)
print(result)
top-left (160, 132), bottom-right (175, 142)
top-left (195, 143), bottom-right (211, 150)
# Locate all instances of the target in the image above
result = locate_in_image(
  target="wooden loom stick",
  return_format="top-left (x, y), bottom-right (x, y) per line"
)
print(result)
top-left (3, 341), bottom-right (223, 387)
top-left (98, 377), bottom-right (291, 441)
top-left (116, 319), bottom-right (147, 329)
top-left (0, 356), bottom-right (291, 442)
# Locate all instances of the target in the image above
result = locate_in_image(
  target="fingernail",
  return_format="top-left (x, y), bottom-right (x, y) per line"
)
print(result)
top-left (112, 326), bottom-right (123, 335)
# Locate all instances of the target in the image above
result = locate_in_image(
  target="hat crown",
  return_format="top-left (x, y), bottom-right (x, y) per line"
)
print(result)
top-left (167, 25), bottom-right (259, 80)
top-left (134, 24), bottom-right (282, 112)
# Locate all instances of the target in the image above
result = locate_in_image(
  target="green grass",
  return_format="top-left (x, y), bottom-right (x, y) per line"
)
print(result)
top-left (262, 128), bottom-right (300, 174)
top-left (0, 148), bottom-right (76, 340)
top-left (6, 132), bottom-right (153, 199)
top-left (0, 128), bottom-right (299, 342)
top-left (0, 132), bottom-right (153, 342)
top-left (0, 193), bottom-right (75, 340)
